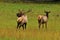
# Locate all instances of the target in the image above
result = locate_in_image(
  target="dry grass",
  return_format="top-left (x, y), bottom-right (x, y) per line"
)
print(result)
top-left (0, 28), bottom-right (60, 40)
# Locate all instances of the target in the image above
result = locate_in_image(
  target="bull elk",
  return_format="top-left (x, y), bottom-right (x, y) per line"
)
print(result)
top-left (16, 9), bottom-right (31, 30)
top-left (17, 15), bottom-right (27, 30)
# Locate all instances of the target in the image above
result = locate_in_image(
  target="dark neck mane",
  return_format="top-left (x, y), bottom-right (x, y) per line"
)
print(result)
top-left (45, 12), bottom-right (49, 18)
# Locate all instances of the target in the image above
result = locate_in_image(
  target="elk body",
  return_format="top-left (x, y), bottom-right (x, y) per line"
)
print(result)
top-left (16, 9), bottom-right (31, 30)
top-left (17, 15), bottom-right (27, 30)
top-left (38, 11), bottom-right (50, 29)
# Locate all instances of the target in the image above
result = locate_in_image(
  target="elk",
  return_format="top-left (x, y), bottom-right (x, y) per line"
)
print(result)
top-left (16, 9), bottom-right (32, 30)
top-left (17, 15), bottom-right (27, 30)
top-left (38, 11), bottom-right (50, 29)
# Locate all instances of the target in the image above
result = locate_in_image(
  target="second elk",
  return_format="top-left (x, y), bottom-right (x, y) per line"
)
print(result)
top-left (37, 11), bottom-right (50, 29)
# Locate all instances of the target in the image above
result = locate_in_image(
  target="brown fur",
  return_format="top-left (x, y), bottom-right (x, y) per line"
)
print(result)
top-left (38, 11), bottom-right (50, 29)
top-left (17, 15), bottom-right (27, 30)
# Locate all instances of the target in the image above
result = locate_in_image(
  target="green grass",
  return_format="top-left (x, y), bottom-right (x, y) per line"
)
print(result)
top-left (0, 2), bottom-right (60, 40)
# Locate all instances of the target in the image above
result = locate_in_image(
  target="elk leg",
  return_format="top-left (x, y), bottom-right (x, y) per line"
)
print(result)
top-left (38, 20), bottom-right (41, 29)
top-left (24, 23), bottom-right (27, 30)
top-left (22, 25), bottom-right (24, 30)
top-left (17, 22), bottom-right (20, 29)
top-left (39, 23), bottom-right (41, 29)
top-left (19, 25), bottom-right (21, 29)
top-left (45, 22), bottom-right (47, 29)
top-left (42, 24), bottom-right (44, 29)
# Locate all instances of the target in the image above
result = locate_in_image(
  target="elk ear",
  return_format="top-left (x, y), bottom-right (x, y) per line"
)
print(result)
top-left (18, 9), bottom-right (24, 12)
top-left (44, 10), bottom-right (48, 13)
top-left (44, 10), bottom-right (51, 13)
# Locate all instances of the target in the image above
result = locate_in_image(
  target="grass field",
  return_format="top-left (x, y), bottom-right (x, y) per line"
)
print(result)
top-left (0, 2), bottom-right (60, 40)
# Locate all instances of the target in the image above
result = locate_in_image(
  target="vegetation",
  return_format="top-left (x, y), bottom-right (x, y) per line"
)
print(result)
top-left (0, 2), bottom-right (60, 40)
